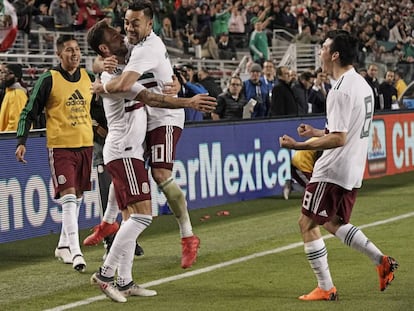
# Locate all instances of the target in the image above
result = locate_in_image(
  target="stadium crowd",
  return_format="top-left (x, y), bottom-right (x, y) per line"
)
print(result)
top-left (1, 0), bottom-right (414, 128)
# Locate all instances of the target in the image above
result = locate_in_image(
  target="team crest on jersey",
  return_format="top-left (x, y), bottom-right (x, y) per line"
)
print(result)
top-left (142, 182), bottom-right (150, 194)
top-left (58, 175), bottom-right (67, 185)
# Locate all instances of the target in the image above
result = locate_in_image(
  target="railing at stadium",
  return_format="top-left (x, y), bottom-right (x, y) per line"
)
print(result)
top-left (1, 30), bottom-right (244, 90)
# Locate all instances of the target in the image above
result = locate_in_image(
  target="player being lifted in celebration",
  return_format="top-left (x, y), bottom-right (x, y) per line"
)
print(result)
top-left (91, 0), bottom-right (200, 269)
top-left (87, 20), bottom-right (215, 302)
top-left (279, 30), bottom-right (398, 301)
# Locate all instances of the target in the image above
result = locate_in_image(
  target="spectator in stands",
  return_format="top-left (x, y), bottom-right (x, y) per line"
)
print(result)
top-left (111, 0), bottom-right (128, 33)
top-left (306, 11), bottom-right (319, 34)
top-left (281, 4), bottom-right (296, 30)
top-left (50, 0), bottom-right (77, 31)
top-left (212, 75), bottom-right (246, 120)
top-left (210, 1), bottom-right (230, 38)
top-left (174, 0), bottom-right (193, 32)
top-left (270, 66), bottom-right (297, 116)
top-left (184, 23), bottom-right (219, 59)
top-left (249, 18), bottom-right (269, 66)
top-left (388, 19), bottom-right (405, 43)
top-left (12, 0), bottom-right (36, 34)
top-left (401, 37), bottom-right (414, 63)
top-left (375, 17), bottom-right (390, 42)
top-left (293, 24), bottom-right (315, 44)
top-left (267, 3), bottom-right (284, 31)
top-left (33, 3), bottom-right (55, 30)
top-left (379, 70), bottom-right (398, 110)
top-left (160, 16), bottom-right (177, 48)
top-left (174, 64), bottom-right (208, 122)
top-left (31, 3), bottom-right (54, 49)
top-left (260, 60), bottom-right (276, 103)
top-left (217, 32), bottom-right (236, 60)
top-left (197, 67), bottom-right (222, 120)
top-left (292, 71), bottom-right (314, 115)
top-left (228, 1), bottom-right (247, 49)
top-left (195, 2), bottom-right (211, 36)
top-left (0, 64), bottom-right (28, 132)
top-left (309, 70), bottom-right (330, 114)
top-left (75, 0), bottom-right (104, 30)
top-left (96, 0), bottom-right (114, 12)
top-left (289, 69), bottom-right (298, 86)
top-left (178, 23), bottom-right (195, 54)
top-left (394, 70), bottom-right (408, 99)
top-left (102, 11), bottom-right (113, 26)
top-left (358, 67), bottom-right (367, 78)
top-left (365, 63), bottom-right (381, 110)
top-left (197, 67), bottom-right (222, 99)
top-left (242, 63), bottom-right (269, 118)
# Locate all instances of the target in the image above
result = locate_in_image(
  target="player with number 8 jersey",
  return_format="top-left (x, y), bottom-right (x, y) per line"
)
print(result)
top-left (279, 30), bottom-right (398, 301)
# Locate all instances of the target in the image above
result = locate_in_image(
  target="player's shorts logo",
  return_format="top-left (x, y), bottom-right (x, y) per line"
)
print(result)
top-left (142, 182), bottom-right (150, 194)
top-left (58, 175), bottom-right (67, 185)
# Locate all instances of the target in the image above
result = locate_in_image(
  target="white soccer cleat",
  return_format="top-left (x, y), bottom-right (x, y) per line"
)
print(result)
top-left (54, 247), bottom-right (73, 264)
top-left (118, 281), bottom-right (157, 297)
top-left (91, 271), bottom-right (127, 303)
top-left (72, 254), bottom-right (86, 273)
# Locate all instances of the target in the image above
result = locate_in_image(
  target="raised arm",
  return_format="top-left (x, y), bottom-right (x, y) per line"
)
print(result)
top-left (138, 90), bottom-right (216, 112)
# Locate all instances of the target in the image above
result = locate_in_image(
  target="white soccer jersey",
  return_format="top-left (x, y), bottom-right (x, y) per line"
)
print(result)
top-left (310, 68), bottom-right (374, 190)
top-left (100, 66), bottom-right (147, 164)
top-left (124, 31), bottom-right (185, 131)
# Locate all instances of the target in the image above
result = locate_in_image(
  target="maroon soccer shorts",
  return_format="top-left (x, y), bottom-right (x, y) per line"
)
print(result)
top-left (146, 125), bottom-right (182, 170)
top-left (106, 157), bottom-right (151, 210)
top-left (48, 147), bottom-right (93, 199)
top-left (302, 182), bottom-right (358, 225)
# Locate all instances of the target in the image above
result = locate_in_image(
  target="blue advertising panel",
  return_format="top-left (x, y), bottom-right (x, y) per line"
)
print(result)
top-left (1, 117), bottom-right (324, 243)
top-left (0, 137), bottom-right (101, 243)
top-left (151, 117), bottom-right (325, 212)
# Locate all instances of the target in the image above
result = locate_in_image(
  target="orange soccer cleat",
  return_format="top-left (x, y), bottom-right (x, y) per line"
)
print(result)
top-left (181, 235), bottom-right (200, 269)
top-left (298, 286), bottom-right (338, 301)
top-left (376, 255), bottom-right (399, 291)
top-left (83, 221), bottom-right (119, 246)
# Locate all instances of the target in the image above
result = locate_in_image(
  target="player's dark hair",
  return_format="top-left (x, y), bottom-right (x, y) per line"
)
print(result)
top-left (129, 0), bottom-right (154, 19)
top-left (56, 35), bottom-right (77, 52)
top-left (87, 20), bottom-right (111, 57)
top-left (325, 30), bottom-right (358, 67)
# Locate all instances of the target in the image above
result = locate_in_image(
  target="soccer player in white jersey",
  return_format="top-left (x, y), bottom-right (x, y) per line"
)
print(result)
top-left (87, 20), bottom-right (216, 302)
top-left (279, 30), bottom-right (398, 301)
top-left (92, 0), bottom-right (200, 269)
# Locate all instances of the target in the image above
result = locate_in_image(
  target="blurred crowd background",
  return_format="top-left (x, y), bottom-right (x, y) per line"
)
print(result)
top-left (1, 0), bottom-right (414, 128)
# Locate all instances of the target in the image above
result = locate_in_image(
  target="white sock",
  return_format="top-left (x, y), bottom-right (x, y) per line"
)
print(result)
top-left (102, 183), bottom-right (119, 224)
top-left (61, 194), bottom-right (82, 258)
top-left (57, 203), bottom-right (69, 248)
top-left (159, 177), bottom-right (193, 238)
top-left (304, 238), bottom-right (334, 290)
top-left (117, 249), bottom-right (134, 287)
top-left (76, 197), bottom-right (82, 218)
top-left (116, 217), bottom-right (133, 286)
top-left (101, 214), bottom-right (152, 279)
top-left (336, 223), bottom-right (383, 265)
top-left (57, 229), bottom-right (68, 248)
